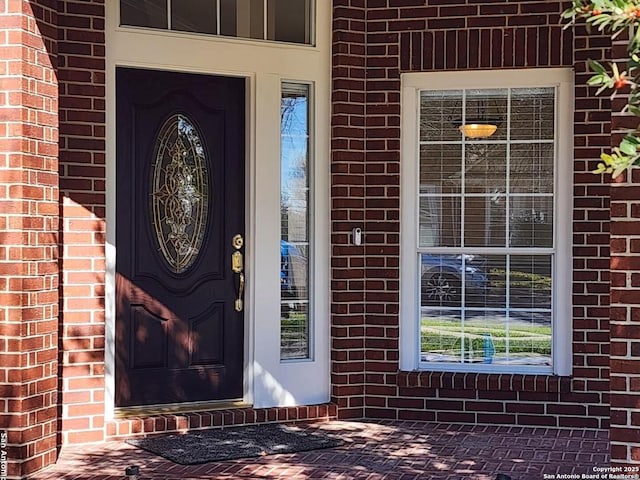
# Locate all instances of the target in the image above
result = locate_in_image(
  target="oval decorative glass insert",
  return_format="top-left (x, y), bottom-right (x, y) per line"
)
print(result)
top-left (151, 113), bottom-right (208, 273)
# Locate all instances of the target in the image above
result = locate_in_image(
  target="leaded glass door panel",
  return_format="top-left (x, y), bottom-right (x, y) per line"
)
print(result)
top-left (115, 67), bottom-right (245, 407)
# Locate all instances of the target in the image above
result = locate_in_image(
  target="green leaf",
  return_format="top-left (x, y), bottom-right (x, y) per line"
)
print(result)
top-left (600, 153), bottom-right (615, 165)
top-left (631, 24), bottom-right (640, 52)
top-left (587, 74), bottom-right (608, 86)
top-left (620, 138), bottom-right (637, 155)
top-left (589, 15), bottom-right (613, 29)
top-left (612, 165), bottom-right (627, 178)
top-left (588, 60), bottom-right (607, 74)
top-left (563, 2), bottom-right (640, 180)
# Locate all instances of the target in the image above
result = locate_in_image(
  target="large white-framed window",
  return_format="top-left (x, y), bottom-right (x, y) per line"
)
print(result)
top-left (400, 69), bottom-right (573, 375)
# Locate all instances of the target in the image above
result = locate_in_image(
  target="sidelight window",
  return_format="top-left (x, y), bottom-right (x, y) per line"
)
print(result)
top-left (120, 0), bottom-right (314, 45)
top-left (280, 82), bottom-right (312, 360)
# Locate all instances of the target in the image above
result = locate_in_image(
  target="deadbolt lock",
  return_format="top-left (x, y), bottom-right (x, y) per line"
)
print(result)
top-left (232, 234), bottom-right (243, 250)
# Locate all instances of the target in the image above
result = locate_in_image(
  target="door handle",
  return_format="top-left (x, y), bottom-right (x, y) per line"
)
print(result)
top-left (235, 272), bottom-right (245, 312)
top-left (232, 235), bottom-right (244, 312)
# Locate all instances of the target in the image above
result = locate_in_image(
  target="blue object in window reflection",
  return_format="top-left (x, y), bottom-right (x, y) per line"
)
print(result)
top-left (281, 240), bottom-right (307, 318)
top-left (281, 240), bottom-right (304, 294)
top-left (483, 333), bottom-right (495, 363)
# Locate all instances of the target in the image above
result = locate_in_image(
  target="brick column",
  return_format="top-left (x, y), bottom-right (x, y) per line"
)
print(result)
top-left (363, 1), bottom-right (402, 419)
top-left (331, 0), bottom-right (367, 419)
top-left (610, 169), bottom-right (640, 465)
top-left (609, 37), bottom-right (640, 466)
top-left (0, 1), bottom-right (59, 478)
top-left (571, 22), bottom-right (612, 424)
top-left (57, 0), bottom-right (106, 445)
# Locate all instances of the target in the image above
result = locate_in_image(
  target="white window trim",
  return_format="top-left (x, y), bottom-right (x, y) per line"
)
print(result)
top-left (399, 68), bottom-right (574, 376)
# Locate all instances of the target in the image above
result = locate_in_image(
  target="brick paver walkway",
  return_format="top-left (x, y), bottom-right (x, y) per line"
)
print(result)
top-left (31, 420), bottom-right (609, 479)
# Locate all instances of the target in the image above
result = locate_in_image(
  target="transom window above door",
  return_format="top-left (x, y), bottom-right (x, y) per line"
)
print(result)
top-left (120, 0), bottom-right (314, 45)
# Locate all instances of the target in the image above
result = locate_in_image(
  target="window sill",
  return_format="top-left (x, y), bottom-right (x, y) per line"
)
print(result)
top-left (398, 370), bottom-right (572, 393)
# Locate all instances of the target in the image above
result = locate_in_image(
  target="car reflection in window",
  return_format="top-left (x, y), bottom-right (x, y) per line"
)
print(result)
top-left (420, 254), bottom-right (489, 307)
top-left (281, 240), bottom-right (306, 317)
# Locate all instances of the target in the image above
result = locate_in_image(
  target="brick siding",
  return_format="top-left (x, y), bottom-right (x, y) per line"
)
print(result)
top-left (57, 0), bottom-right (107, 446)
top-left (609, 35), bottom-right (640, 466)
top-left (0, 1), bottom-right (59, 478)
top-left (106, 404), bottom-right (337, 440)
top-left (330, 0), bottom-right (612, 432)
top-left (332, 0), bottom-right (368, 419)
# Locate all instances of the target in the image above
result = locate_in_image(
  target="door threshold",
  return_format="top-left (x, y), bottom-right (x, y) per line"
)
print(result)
top-left (115, 399), bottom-right (248, 418)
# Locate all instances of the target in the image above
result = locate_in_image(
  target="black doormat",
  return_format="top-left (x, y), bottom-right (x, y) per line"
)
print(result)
top-left (126, 423), bottom-right (343, 465)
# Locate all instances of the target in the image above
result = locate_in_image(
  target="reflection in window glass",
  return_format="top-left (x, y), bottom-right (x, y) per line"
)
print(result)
top-left (509, 196), bottom-right (553, 247)
top-left (464, 196), bottom-right (506, 247)
top-left (511, 88), bottom-right (555, 141)
top-left (419, 144), bottom-right (461, 194)
top-left (120, 0), bottom-right (168, 29)
top-left (419, 196), bottom-right (442, 248)
top-left (465, 89), bottom-right (508, 141)
top-left (418, 86), bottom-right (555, 368)
top-left (225, 0), bottom-right (264, 40)
top-left (420, 253), bottom-right (552, 365)
top-left (510, 143), bottom-right (554, 194)
top-left (464, 143), bottom-right (506, 195)
top-left (120, 0), bottom-right (314, 45)
top-left (280, 83), bottom-right (311, 360)
top-left (420, 90), bottom-right (462, 142)
top-left (267, 0), bottom-right (312, 44)
top-left (171, 0), bottom-right (217, 34)
top-left (219, 0), bottom-right (238, 36)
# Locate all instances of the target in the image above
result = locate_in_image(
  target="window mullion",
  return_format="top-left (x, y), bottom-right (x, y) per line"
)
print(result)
top-left (506, 88), bottom-right (511, 249)
top-left (505, 88), bottom-right (512, 362)
top-left (264, 0), bottom-right (268, 40)
top-left (216, 0), bottom-right (221, 35)
top-left (460, 89), bottom-right (466, 250)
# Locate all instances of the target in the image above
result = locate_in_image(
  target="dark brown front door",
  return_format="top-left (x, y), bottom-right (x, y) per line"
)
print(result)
top-left (115, 67), bottom-right (245, 407)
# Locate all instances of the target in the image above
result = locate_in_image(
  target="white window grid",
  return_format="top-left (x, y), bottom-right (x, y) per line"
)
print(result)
top-left (400, 69), bottom-right (573, 375)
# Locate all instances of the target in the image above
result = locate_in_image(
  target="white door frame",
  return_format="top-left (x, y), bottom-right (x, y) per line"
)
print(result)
top-left (104, 2), bottom-right (331, 418)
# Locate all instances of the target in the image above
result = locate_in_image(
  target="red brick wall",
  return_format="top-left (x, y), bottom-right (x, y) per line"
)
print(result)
top-left (57, 0), bottom-right (106, 445)
top-left (610, 168), bottom-right (640, 465)
top-left (609, 36), bottom-right (640, 466)
top-left (572, 20), bottom-right (611, 425)
top-left (331, 1), bottom-right (612, 430)
top-left (332, 0), bottom-right (368, 419)
top-left (0, 1), bottom-right (59, 478)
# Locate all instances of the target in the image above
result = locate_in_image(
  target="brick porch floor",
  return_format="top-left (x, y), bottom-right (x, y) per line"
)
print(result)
top-left (31, 420), bottom-right (609, 479)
